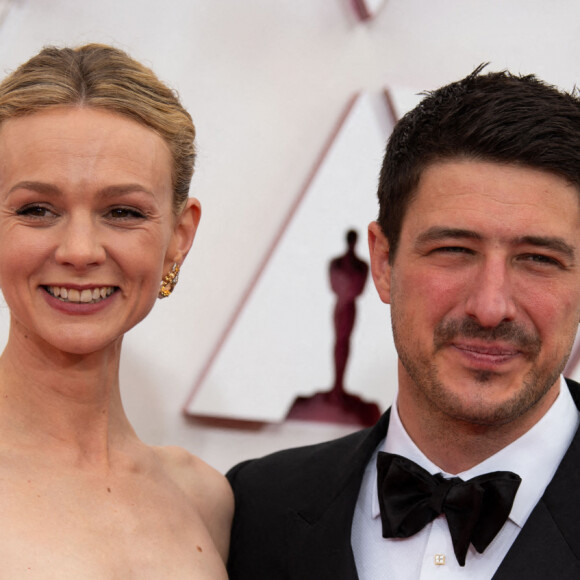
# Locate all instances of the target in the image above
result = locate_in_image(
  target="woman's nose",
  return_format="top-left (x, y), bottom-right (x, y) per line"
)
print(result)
top-left (54, 215), bottom-right (106, 269)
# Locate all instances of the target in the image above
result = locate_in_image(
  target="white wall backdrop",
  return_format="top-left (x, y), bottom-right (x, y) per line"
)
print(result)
top-left (0, 0), bottom-right (579, 472)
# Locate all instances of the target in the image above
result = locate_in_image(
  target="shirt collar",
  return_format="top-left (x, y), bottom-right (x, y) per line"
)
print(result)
top-left (371, 376), bottom-right (579, 527)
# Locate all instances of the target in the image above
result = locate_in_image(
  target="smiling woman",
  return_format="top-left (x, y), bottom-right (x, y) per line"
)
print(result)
top-left (0, 45), bottom-right (232, 578)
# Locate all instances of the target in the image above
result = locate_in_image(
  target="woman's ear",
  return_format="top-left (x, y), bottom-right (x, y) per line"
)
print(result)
top-left (368, 221), bottom-right (392, 304)
top-left (166, 197), bottom-right (202, 266)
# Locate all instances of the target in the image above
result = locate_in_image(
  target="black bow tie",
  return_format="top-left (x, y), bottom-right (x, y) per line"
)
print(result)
top-left (376, 452), bottom-right (521, 566)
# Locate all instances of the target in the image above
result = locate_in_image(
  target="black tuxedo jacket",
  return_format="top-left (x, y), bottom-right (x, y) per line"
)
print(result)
top-left (227, 379), bottom-right (580, 579)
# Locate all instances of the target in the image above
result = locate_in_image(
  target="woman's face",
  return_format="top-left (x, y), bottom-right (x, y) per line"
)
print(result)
top-left (0, 106), bottom-right (199, 355)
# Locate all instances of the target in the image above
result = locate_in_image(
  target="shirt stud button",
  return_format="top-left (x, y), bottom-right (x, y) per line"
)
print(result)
top-left (434, 554), bottom-right (446, 566)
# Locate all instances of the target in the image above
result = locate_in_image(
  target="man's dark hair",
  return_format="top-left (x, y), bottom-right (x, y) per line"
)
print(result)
top-left (378, 65), bottom-right (580, 262)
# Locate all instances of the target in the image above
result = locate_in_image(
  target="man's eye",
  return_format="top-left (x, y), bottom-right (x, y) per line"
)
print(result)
top-left (433, 246), bottom-right (473, 254)
top-left (521, 253), bottom-right (562, 267)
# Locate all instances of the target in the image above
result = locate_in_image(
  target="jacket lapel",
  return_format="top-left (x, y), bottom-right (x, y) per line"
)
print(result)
top-left (492, 501), bottom-right (580, 578)
top-left (286, 500), bottom-right (359, 579)
top-left (493, 378), bottom-right (580, 578)
top-left (286, 411), bottom-right (391, 580)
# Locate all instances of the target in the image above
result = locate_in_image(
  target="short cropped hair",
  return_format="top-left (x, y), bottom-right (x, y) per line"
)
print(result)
top-left (378, 65), bottom-right (580, 262)
top-left (0, 43), bottom-right (195, 213)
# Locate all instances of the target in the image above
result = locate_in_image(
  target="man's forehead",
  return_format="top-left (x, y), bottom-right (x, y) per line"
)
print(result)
top-left (408, 160), bottom-right (579, 208)
top-left (397, 160), bottom-right (580, 243)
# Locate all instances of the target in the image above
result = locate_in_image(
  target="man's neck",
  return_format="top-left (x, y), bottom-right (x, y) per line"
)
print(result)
top-left (396, 380), bottom-right (561, 474)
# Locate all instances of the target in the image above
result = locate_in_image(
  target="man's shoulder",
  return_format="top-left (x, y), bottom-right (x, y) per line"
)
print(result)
top-left (227, 411), bottom-right (390, 499)
top-left (228, 427), bottom-right (365, 478)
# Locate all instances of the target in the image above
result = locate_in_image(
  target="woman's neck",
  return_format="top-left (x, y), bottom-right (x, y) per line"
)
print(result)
top-left (0, 330), bottom-right (138, 466)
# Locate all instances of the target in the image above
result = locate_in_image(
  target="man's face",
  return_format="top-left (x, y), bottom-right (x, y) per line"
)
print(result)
top-left (369, 159), bottom-right (580, 432)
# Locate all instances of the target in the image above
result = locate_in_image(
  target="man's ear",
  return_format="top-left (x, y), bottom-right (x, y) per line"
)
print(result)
top-left (368, 221), bottom-right (392, 304)
top-left (166, 197), bottom-right (202, 267)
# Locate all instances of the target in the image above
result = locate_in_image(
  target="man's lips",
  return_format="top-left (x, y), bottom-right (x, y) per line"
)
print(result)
top-left (451, 341), bottom-right (521, 364)
top-left (434, 318), bottom-right (542, 361)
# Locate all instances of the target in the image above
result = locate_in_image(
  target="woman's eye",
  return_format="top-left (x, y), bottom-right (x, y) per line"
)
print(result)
top-left (107, 207), bottom-right (146, 220)
top-left (15, 205), bottom-right (55, 219)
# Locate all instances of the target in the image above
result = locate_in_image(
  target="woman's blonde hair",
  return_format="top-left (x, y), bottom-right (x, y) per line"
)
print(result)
top-left (0, 43), bottom-right (195, 212)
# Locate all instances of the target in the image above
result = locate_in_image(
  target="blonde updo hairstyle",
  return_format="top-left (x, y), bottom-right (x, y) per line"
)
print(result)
top-left (0, 43), bottom-right (195, 213)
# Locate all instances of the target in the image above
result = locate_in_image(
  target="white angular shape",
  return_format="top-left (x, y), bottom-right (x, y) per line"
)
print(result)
top-left (186, 92), bottom-right (399, 422)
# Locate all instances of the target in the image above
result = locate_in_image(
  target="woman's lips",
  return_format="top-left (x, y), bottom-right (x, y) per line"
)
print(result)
top-left (44, 286), bottom-right (116, 304)
top-left (41, 285), bottom-right (119, 315)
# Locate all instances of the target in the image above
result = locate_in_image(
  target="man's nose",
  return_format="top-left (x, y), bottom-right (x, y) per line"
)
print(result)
top-left (54, 215), bottom-right (106, 269)
top-left (464, 257), bottom-right (517, 328)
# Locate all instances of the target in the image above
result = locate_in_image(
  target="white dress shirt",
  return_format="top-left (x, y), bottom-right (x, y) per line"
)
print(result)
top-left (351, 376), bottom-right (579, 579)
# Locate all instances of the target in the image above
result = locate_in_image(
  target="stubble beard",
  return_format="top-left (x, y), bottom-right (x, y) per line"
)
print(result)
top-left (392, 315), bottom-right (569, 427)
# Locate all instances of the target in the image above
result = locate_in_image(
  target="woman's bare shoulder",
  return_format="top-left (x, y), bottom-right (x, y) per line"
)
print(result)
top-left (151, 445), bottom-right (234, 561)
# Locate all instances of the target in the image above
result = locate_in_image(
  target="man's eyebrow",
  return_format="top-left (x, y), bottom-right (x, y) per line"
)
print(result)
top-left (517, 235), bottom-right (576, 260)
top-left (415, 227), bottom-right (483, 246)
top-left (415, 227), bottom-right (577, 261)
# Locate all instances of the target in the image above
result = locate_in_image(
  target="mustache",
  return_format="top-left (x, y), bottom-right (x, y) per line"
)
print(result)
top-left (434, 318), bottom-right (542, 356)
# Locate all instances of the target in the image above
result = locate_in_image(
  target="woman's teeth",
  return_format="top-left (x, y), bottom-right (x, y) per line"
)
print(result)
top-left (47, 286), bottom-right (115, 303)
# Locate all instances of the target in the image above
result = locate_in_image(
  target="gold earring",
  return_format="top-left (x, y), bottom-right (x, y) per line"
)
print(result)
top-left (158, 263), bottom-right (180, 299)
